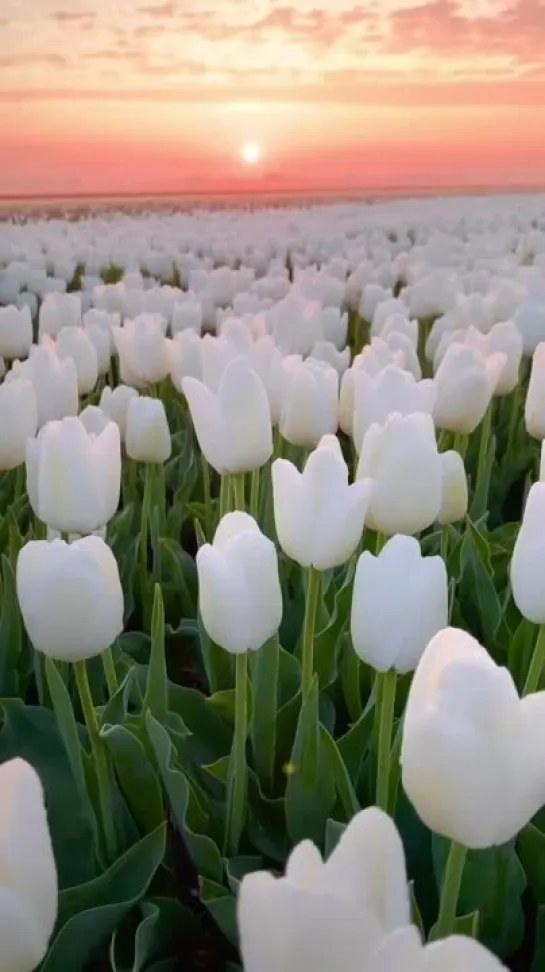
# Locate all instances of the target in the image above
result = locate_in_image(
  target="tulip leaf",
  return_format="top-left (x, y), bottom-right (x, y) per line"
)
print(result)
top-left (143, 584), bottom-right (168, 723)
top-left (42, 825), bottom-right (166, 972)
top-left (459, 520), bottom-right (502, 648)
top-left (531, 905), bottom-right (545, 972)
top-left (0, 698), bottom-right (97, 886)
top-left (518, 823), bottom-right (545, 901)
top-left (206, 680), bottom-right (253, 728)
top-left (200, 878), bottom-right (238, 947)
top-left (45, 658), bottom-right (102, 862)
top-left (146, 711), bottom-right (224, 883)
top-left (319, 724), bottom-right (359, 820)
top-left (169, 683), bottom-right (232, 767)
top-left (102, 723), bottom-right (164, 835)
top-left (225, 855), bottom-right (263, 893)
top-left (432, 836), bottom-right (526, 958)
top-left (0, 553), bottom-right (23, 697)
top-left (110, 898), bottom-right (196, 972)
top-left (285, 678), bottom-right (336, 845)
top-left (324, 818), bottom-right (346, 857)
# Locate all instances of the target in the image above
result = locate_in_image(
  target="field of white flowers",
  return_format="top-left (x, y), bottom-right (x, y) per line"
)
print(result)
top-left (2, 192), bottom-right (545, 971)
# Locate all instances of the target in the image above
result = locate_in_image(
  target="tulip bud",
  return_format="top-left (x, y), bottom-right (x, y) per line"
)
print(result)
top-left (369, 926), bottom-right (506, 971)
top-left (171, 298), bottom-right (203, 336)
top-left (401, 626), bottom-right (545, 848)
top-left (6, 343), bottom-right (78, 428)
top-left (197, 512), bottom-right (282, 653)
top-left (27, 416), bottom-right (121, 534)
top-left (113, 315), bottom-right (169, 388)
top-left (17, 536), bottom-right (124, 662)
top-left (183, 357), bottom-right (272, 474)
top-left (85, 322), bottom-right (112, 375)
top-left (0, 304), bottom-right (33, 360)
top-left (525, 343), bottom-right (545, 440)
top-left (238, 806), bottom-right (410, 972)
top-left (357, 412), bottom-right (442, 536)
top-left (99, 384), bottom-right (139, 441)
top-left (55, 327), bottom-right (99, 396)
top-left (352, 365), bottom-right (436, 453)
top-left (125, 396), bottom-right (171, 464)
top-left (433, 344), bottom-right (506, 434)
top-left (273, 435), bottom-right (374, 570)
top-left (167, 330), bottom-right (204, 392)
top-left (351, 535), bottom-right (448, 673)
top-left (79, 404), bottom-right (111, 437)
top-left (279, 358), bottom-right (338, 448)
top-left (0, 758), bottom-right (58, 970)
top-left (309, 341), bottom-right (350, 376)
top-left (0, 378), bottom-right (38, 471)
top-left (437, 450), bottom-right (468, 525)
top-left (39, 292), bottom-right (81, 340)
top-left (511, 482), bottom-right (545, 623)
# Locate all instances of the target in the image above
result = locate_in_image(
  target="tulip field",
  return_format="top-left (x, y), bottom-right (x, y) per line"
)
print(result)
top-left (3, 192), bottom-right (545, 971)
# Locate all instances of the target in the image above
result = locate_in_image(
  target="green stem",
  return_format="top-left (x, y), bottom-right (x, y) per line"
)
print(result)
top-left (375, 531), bottom-right (387, 555)
top-left (375, 668), bottom-right (397, 811)
top-left (249, 468), bottom-right (260, 521)
top-left (301, 567), bottom-right (321, 697)
top-left (201, 454), bottom-right (211, 533)
top-left (102, 646), bottom-right (119, 698)
top-left (452, 432), bottom-right (468, 459)
top-left (507, 371), bottom-right (524, 457)
top-left (140, 463), bottom-right (153, 577)
top-left (219, 474), bottom-right (230, 521)
top-left (472, 404), bottom-right (492, 518)
top-left (440, 525), bottom-right (449, 563)
top-left (225, 652), bottom-right (248, 856)
top-left (232, 474), bottom-right (246, 512)
top-left (433, 841), bottom-right (467, 940)
top-left (523, 625), bottom-right (545, 695)
top-left (74, 660), bottom-right (117, 862)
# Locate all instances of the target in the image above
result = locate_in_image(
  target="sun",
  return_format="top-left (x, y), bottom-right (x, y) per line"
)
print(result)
top-left (241, 142), bottom-right (262, 165)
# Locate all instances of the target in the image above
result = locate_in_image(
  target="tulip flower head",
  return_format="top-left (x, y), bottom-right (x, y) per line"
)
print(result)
top-left (196, 512), bottom-right (282, 654)
top-left (0, 758), bottom-right (58, 972)
top-left (273, 435), bottom-right (375, 570)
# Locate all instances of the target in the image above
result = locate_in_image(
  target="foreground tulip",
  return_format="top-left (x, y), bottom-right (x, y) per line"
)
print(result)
top-left (197, 512), bottom-right (282, 854)
top-left (351, 535), bottom-right (447, 809)
top-left (26, 416), bottom-right (121, 535)
top-left (402, 626), bottom-right (545, 847)
top-left (0, 758), bottom-right (58, 972)
top-left (363, 926), bottom-right (506, 972)
top-left (0, 378), bottom-right (38, 471)
top-left (401, 627), bottom-right (545, 935)
top-left (183, 357), bottom-right (273, 475)
top-left (17, 536), bottom-right (124, 663)
top-left (238, 806), bottom-right (410, 972)
top-left (357, 413), bottom-right (442, 536)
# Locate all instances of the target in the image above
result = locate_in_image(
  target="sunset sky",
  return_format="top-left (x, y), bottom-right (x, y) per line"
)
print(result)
top-left (1, 0), bottom-right (544, 195)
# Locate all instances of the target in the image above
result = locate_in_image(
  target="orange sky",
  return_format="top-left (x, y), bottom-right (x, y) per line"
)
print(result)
top-left (1, 0), bottom-right (545, 196)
